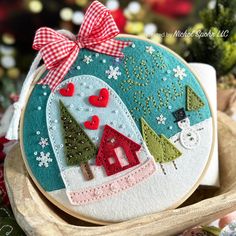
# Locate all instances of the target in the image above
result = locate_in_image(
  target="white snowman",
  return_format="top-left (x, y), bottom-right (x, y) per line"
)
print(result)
top-left (173, 108), bottom-right (200, 149)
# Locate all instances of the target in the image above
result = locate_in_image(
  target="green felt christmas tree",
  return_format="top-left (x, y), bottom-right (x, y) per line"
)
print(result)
top-left (159, 135), bottom-right (182, 162)
top-left (185, 0), bottom-right (236, 76)
top-left (186, 86), bottom-right (205, 111)
top-left (141, 118), bottom-right (182, 173)
top-left (141, 118), bottom-right (164, 163)
top-left (60, 100), bottom-right (97, 180)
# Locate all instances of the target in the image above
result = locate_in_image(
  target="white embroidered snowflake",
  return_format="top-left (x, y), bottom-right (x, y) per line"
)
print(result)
top-left (146, 46), bottom-right (155, 54)
top-left (173, 66), bottom-right (187, 80)
top-left (39, 137), bottom-right (49, 148)
top-left (36, 152), bottom-right (52, 168)
top-left (106, 66), bottom-right (121, 80)
top-left (156, 114), bottom-right (167, 125)
top-left (83, 55), bottom-right (93, 64)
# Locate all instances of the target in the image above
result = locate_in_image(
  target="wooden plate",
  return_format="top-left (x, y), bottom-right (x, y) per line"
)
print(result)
top-left (5, 111), bottom-right (236, 236)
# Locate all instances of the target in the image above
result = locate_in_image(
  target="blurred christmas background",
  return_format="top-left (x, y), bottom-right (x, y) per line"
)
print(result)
top-left (0, 0), bottom-right (235, 113)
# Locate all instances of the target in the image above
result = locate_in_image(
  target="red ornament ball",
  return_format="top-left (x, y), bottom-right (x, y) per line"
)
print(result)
top-left (145, 0), bottom-right (193, 18)
top-left (110, 8), bottom-right (126, 33)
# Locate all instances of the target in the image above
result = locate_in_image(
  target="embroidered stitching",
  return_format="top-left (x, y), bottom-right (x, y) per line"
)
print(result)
top-left (88, 88), bottom-right (109, 107)
top-left (146, 46), bottom-right (155, 54)
top-left (105, 66), bottom-right (121, 80)
top-left (121, 57), bottom-right (150, 92)
top-left (59, 100), bottom-right (97, 180)
top-left (84, 115), bottom-right (100, 130)
top-left (186, 85), bottom-right (205, 111)
top-left (130, 79), bottom-right (184, 118)
top-left (151, 51), bottom-right (167, 70)
top-left (47, 76), bottom-right (144, 149)
top-left (47, 76), bottom-right (152, 191)
top-left (129, 91), bottom-right (158, 121)
top-left (96, 125), bottom-right (141, 176)
top-left (141, 118), bottom-right (182, 163)
top-left (156, 114), bottom-right (167, 125)
top-left (59, 82), bottom-right (75, 97)
top-left (36, 152), bottom-right (52, 167)
top-left (67, 159), bottom-right (156, 205)
top-left (83, 55), bottom-right (93, 64)
top-left (60, 101), bottom-right (97, 165)
top-left (38, 137), bottom-right (49, 148)
top-left (173, 66), bottom-right (186, 80)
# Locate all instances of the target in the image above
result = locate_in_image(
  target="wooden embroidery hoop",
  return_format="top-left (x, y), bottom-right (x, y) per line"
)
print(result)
top-left (19, 34), bottom-right (216, 225)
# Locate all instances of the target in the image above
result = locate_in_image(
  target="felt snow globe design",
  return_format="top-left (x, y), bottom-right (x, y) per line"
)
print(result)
top-left (14, 1), bottom-right (214, 224)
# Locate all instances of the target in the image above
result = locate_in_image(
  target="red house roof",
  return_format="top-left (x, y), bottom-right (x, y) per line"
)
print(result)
top-left (96, 125), bottom-right (141, 176)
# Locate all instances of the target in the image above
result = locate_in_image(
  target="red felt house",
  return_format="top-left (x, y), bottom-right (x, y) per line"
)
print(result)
top-left (96, 125), bottom-right (141, 176)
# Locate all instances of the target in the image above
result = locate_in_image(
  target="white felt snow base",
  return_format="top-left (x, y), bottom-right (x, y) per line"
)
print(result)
top-left (189, 63), bottom-right (219, 187)
top-left (45, 76), bottom-right (213, 222)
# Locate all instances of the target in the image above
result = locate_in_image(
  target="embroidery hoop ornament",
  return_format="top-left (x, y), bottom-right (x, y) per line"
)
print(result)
top-left (14, 33), bottom-right (215, 225)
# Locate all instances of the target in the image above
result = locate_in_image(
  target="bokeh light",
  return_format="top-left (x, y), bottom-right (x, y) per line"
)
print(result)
top-left (60, 7), bottom-right (73, 21)
top-left (28, 0), bottom-right (43, 13)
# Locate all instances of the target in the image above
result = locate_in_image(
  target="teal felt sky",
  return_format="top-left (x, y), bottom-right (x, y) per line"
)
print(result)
top-left (66, 37), bottom-right (211, 135)
top-left (22, 37), bottom-right (211, 192)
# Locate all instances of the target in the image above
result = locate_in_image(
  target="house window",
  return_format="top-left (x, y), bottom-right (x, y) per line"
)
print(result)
top-left (114, 147), bottom-right (129, 167)
top-left (108, 157), bottom-right (116, 165)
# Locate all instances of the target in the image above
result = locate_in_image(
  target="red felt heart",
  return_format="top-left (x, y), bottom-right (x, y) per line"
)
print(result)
top-left (59, 83), bottom-right (75, 97)
top-left (84, 115), bottom-right (100, 130)
top-left (89, 88), bottom-right (109, 107)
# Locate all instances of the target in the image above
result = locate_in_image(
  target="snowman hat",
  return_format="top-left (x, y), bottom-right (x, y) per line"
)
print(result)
top-left (172, 108), bottom-right (187, 122)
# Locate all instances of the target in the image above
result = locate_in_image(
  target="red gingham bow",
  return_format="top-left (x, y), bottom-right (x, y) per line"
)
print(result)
top-left (32, 1), bottom-right (131, 91)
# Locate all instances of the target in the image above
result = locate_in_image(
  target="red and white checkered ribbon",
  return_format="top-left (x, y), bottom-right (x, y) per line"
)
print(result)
top-left (32, 1), bottom-right (131, 91)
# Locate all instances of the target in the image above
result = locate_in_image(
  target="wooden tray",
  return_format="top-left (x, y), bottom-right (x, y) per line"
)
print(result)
top-left (4, 111), bottom-right (236, 236)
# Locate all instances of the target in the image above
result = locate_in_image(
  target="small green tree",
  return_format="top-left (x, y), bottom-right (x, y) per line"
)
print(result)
top-left (186, 0), bottom-right (236, 76)
top-left (60, 100), bottom-right (97, 180)
top-left (186, 86), bottom-right (205, 111)
top-left (159, 135), bottom-right (182, 162)
top-left (141, 118), bottom-right (182, 173)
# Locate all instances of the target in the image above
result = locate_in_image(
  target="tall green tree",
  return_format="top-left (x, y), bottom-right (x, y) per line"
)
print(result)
top-left (60, 100), bottom-right (97, 180)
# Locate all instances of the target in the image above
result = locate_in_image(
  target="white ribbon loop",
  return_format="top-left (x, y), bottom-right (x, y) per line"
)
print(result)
top-left (5, 30), bottom-right (78, 140)
top-left (5, 54), bottom-right (42, 140)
